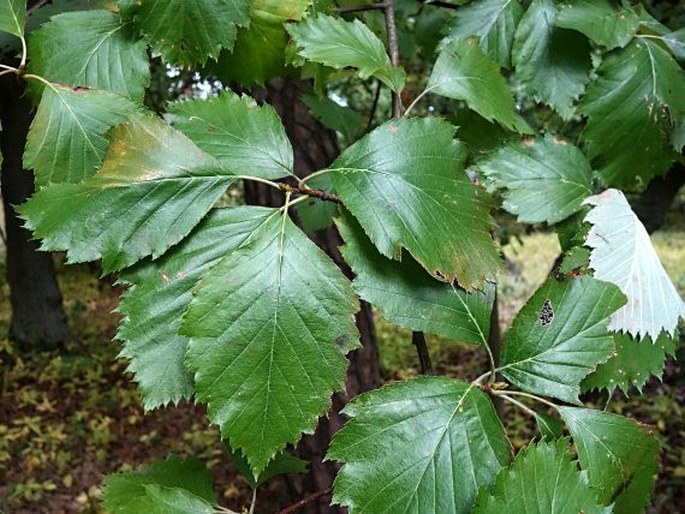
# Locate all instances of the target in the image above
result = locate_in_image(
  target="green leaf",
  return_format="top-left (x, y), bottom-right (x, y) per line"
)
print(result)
top-left (287, 14), bottom-right (405, 92)
top-left (671, 118), bottom-right (685, 153)
top-left (227, 445), bottom-right (308, 488)
top-left (331, 117), bottom-right (502, 289)
top-left (474, 135), bottom-right (593, 224)
top-left (429, 38), bottom-right (517, 129)
top-left (183, 210), bottom-right (359, 475)
top-left (168, 92), bottom-right (293, 180)
top-left (584, 189), bottom-right (685, 339)
top-left (25, 85), bottom-right (137, 185)
top-left (660, 28), bottom-right (685, 63)
top-left (0, 1), bottom-right (116, 52)
top-left (583, 331), bottom-right (679, 394)
top-left (512, 0), bottom-right (591, 119)
top-left (132, 0), bottom-right (250, 67)
top-left (337, 210), bottom-right (494, 344)
top-left (414, 9), bottom-right (452, 60)
top-left (612, 456), bottom-right (660, 514)
top-left (451, 110), bottom-right (513, 153)
top-left (0, 0), bottom-right (25, 36)
top-left (293, 173), bottom-right (338, 233)
top-left (18, 115), bottom-right (235, 273)
top-left (445, 0), bottom-right (524, 68)
top-left (27, 10), bottom-right (150, 100)
top-left (556, 0), bottom-right (639, 49)
top-left (535, 412), bottom-right (564, 440)
top-left (554, 208), bottom-right (590, 252)
top-left (102, 455), bottom-right (217, 513)
top-left (473, 439), bottom-right (611, 514)
top-left (117, 206), bottom-right (275, 410)
top-left (211, 0), bottom-right (311, 86)
top-left (118, 0), bottom-right (138, 19)
top-left (634, 5), bottom-right (669, 37)
top-left (498, 276), bottom-right (626, 404)
top-left (140, 486), bottom-right (215, 514)
top-left (558, 245), bottom-right (590, 275)
top-left (558, 406), bottom-right (660, 509)
top-left (328, 377), bottom-right (512, 514)
top-left (578, 39), bottom-right (685, 186)
top-left (301, 92), bottom-right (365, 143)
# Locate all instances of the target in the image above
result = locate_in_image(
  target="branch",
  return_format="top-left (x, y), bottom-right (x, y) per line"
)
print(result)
top-left (278, 487), bottom-right (333, 514)
top-left (366, 79), bottom-right (382, 131)
top-left (412, 331), bottom-right (434, 375)
top-left (280, 183), bottom-right (341, 204)
top-left (383, 0), bottom-right (402, 117)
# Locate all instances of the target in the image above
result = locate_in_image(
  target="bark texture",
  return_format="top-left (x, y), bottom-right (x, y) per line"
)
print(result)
top-left (0, 74), bottom-right (69, 350)
top-left (246, 78), bottom-right (380, 513)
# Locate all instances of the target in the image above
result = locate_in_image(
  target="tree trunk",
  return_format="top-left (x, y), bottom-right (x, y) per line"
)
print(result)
top-left (631, 162), bottom-right (685, 234)
top-left (0, 74), bottom-right (69, 350)
top-left (247, 78), bottom-right (380, 513)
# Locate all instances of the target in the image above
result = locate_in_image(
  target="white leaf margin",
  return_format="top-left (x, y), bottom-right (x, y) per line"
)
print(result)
top-left (584, 188), bottom-right (685, 339)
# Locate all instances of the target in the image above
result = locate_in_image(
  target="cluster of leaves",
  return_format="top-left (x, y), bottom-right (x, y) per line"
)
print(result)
top-left (1, 0), bottom-right (684, 512)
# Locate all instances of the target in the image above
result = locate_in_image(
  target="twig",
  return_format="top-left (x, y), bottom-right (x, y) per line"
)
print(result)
top-left (403, 84), bottom-right (440, 118)
top-left (213, 506), bottom-right (240, 514)
top-left (278, 487), bottom-right (333, 514)
top-left (497, 393), bottom-right (538, 418)
top-left (383, 0), bottom-right (402, 117)
top-left (366, 79), bottom-right (382, 131)
top-left (280, 184), bottom-right (341, 204)
top-left (19, 35), bottom-right (27, 69)
top-left (482, 340), bottom-right (497, 383)
top-left (412, 331), bottom-right (434, 374)
top-left (472, 371), bottom-right (491, 386)
top-left (248, 488), bottom-right (257, 514)
top-left (234, 175), bottom-right (283, 190)
top-left (490, 389), bottom-right (560, 411)
top-left (28, 0), bottom-right (51, 15)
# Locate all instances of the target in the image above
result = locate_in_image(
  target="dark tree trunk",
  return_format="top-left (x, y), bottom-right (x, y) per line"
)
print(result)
top-left (632, 162), bottom-right (685, 234)
top-left (246, 78), bottom-right (380, 513)
top-left (0, 74), bottom-right (69, 350)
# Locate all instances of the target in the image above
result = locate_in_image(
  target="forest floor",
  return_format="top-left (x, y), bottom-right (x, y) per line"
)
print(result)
top-left (1, 224), bottom-right (684, 513)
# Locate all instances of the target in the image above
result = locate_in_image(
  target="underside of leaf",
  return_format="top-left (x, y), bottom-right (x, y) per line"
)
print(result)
top-left (584, 188), bottom-right (685, 339)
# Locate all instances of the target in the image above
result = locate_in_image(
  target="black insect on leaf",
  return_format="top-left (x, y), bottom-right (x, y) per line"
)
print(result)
top-left (539, 299), bottom-right (554, 326)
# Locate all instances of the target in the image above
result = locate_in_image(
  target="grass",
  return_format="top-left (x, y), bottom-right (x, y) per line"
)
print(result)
top-left (0, 223), bottom-right (684, 512)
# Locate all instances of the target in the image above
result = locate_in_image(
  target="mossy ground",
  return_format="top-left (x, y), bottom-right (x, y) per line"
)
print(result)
top-left (1, 227), bottom-right (683, 513)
